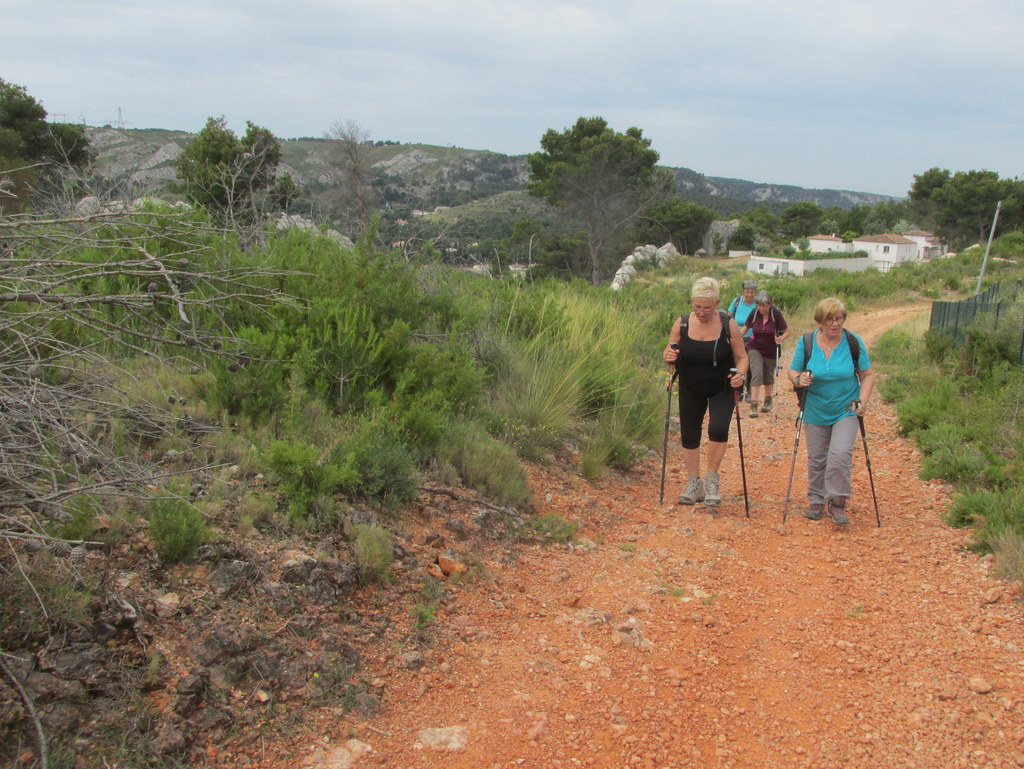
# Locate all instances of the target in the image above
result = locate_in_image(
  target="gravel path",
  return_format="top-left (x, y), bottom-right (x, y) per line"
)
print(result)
top-left (282, 303), bottom-right (1024, 769)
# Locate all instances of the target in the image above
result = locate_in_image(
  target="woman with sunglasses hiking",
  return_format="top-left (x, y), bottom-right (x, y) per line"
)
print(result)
top-left (663, 277), bottom-right (749, 509)
top-left (738, 290), bottom-right (790, 418)
top-left (787, 297), bottom-right (875, 525)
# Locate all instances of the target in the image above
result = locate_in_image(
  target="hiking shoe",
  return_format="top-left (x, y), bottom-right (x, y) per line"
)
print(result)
top-left (749, 401), bottom-right (759, 418)
top-left (704, 472), bottom-right (721, 507)
top-left (761, 396), bottom-right (773, 413)
top-left (829, 498), bottom-right (850, 525)
top-left (677, 476), bottom-right (705, 505)
top-left (804, 503), bottom-right (825, 520)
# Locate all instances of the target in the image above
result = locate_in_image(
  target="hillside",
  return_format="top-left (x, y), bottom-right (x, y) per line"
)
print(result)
top-left (82, 126), bottom-right (897, 219)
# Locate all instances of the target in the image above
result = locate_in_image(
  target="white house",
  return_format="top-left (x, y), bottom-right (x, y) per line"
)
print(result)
top-left (903, 230), bottom-right (946, 260)
top-left (807, 234), bottom-right (851, 254)
top-left (851, 233), bottom-right (919, 272)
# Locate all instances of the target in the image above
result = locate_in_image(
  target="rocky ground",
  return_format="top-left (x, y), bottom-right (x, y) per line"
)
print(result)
top-left (7, 304), bottom-right (1024, 769)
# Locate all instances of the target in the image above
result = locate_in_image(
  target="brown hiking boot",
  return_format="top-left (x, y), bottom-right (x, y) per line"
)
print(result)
top-left (829, 498), bottom-right (850, 525)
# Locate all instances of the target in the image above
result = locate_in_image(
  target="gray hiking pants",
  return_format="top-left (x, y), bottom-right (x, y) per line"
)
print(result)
top-left (803, 415), bottom-right (859, 505)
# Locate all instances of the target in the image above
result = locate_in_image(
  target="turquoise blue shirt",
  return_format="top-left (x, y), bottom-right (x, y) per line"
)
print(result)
top-left (789, 330), bottom-right (871, 426)
top-left (728, 297), bottom-right (757, 338)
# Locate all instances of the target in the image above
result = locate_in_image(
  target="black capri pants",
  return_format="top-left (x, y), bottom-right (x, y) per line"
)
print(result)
top-left (678, 386), bottom-right (734, 449)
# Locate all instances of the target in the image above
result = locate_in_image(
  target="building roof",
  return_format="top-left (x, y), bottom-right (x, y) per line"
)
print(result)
top-left (808, 234), bottom-right (843, 241)
top-left (852, 233), bottom-right (917, 245)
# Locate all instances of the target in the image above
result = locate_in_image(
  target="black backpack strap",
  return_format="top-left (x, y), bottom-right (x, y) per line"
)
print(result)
top-left (802, 331), bottom-right (814, 370)
top-left (844, 329), bottom-right (861, 370)
top-left (802, 328), bottom-right (861, 372)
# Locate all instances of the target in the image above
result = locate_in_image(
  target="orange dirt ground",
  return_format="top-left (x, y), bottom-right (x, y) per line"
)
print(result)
top-left (239, 304), bottom-right (1024, 769)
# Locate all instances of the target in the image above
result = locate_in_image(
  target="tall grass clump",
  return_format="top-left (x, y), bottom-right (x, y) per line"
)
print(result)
top-left (488, 283), bottom-right (663, 471)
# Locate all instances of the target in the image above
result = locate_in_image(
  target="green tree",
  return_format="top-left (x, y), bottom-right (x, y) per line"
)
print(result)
top-left (632, 197), bottom-right (715, 255)
top-left (779, 201), bottom-right (823, 240)
top-left (727, 222), bottom-right (757, 251)
top-left (527, 117), bottom-right (666, 284)
top-left (0, 78), bottom-right (92, 211)
top-left (173, 116), bottom-right (286, 232)
top-left (910, 168), bottom-right (1022, 249)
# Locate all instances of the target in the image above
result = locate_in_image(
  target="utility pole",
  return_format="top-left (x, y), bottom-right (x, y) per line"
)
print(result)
top-left (975, 200), bottom-right (1002, 296)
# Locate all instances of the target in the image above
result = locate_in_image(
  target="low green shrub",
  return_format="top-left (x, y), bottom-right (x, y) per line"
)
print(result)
top-left (440, 422), bottom-right (534, 511)
top-left (268, 439), bottom-right (356, 521)
top-left (338, 421), bottom-right (419, 511)
top-left (878, 372), bottom-right (913, 404)
top-left (960, 316), bottom-right (1020, 377)
top-left (923, 328), bottom-right (956, 365)
top-left (349, 524), bottom-right (394, 584)
top-left (530, 512), bottom-right (578, 544)
top-left (919, 442), bottom-right (987, 486)
top-left (148, 490), bottom-right (206, 563)
top-left (896, 376), bottom-right (959, 435)
top-left (974, 488), bottom-right (1024, 553)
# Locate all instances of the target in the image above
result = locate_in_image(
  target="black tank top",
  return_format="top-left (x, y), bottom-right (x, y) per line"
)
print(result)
top-left (676, 311), bottom-right (735, 397)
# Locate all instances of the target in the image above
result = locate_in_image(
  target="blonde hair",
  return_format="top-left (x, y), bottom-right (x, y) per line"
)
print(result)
top-left (690, 276), bottom-right (721, 301)
top-left (813, 297), bottom-right (847, 325)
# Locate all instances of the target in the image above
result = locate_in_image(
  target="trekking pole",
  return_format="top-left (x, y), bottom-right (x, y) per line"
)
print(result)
top-left (856, 403), bottom-right (882, 527)
top-left (730, 368), bottom-right (750, 518)
top-left (782, 384), bottom-right (808, 524)
top-left (774, 342), bottom-right (783, 423)
top-left (659, 355), bottom-right (679, 505)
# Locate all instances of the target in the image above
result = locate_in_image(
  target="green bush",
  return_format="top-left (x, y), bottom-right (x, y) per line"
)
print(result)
top-left (919, 442), bottom-right (987, 485)
top-left (149, 491), bottom-right (206, 563)
top-left (530, 512), bottom-right (578, 544)
top-left (878, 372), bottom-right (913, 404)
top-left (440, 422), bottom-right (534, 511)
top-left (267, 439), bottom-right (357, 522)
top-left (349, 524), bottom-right (394, 584)
top-left (960, 316), bottom-right (1020, 376)
top-left (923, 328), bottom-right (956, 365)
top-left (338, 421), bottom-right (419, 511)
top-left (896, 376), bottom-right (958, 435)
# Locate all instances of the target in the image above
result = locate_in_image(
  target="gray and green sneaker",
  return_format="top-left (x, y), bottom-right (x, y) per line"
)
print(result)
top-left (677, 475), bottom-right (705, 505)
top-left (804, 503), bottom-right (825, 520)
top-left (704, 472), bottom-right (721, 507)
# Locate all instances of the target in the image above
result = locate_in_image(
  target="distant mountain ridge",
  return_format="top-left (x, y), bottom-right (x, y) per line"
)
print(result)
top-left (82, 126), bottom-right (897, 215)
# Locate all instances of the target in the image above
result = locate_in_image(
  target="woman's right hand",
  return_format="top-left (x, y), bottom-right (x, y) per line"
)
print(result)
top-left (663, 344), bottom-right (679, 365)
top-left (797, 370), bottom-right (813, 387)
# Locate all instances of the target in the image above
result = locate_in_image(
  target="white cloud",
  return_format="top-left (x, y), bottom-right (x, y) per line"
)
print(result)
top-left (5, 0), bottom-right (1024, 196)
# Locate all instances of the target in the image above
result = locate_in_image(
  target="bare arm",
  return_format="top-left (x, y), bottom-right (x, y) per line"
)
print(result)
top-left (728, 318), bottom-right (748, 388)
top-left (662, 316), bottom-right (683, 365)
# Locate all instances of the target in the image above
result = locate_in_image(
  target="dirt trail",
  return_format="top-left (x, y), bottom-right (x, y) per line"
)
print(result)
top-left (273, 302), bottom-right (1024, 769)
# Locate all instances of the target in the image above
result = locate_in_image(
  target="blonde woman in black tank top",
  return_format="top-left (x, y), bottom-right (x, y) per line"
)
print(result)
top-left (662, 277), bottom-right (749, 508)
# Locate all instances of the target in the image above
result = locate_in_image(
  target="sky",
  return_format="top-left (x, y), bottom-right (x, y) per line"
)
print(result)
top-left (6, 0), bottom-right (1024, 199)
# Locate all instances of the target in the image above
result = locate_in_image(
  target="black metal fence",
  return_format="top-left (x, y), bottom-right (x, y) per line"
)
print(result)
top-left (929, 283), bottom-right (1024, 365)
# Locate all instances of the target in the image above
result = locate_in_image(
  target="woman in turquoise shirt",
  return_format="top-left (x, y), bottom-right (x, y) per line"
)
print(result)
top-left (787, 297), bottom-right (875, 524)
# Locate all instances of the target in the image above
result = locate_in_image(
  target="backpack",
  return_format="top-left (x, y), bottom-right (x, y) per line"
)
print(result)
top-left (742, 306), bottom-right (778, 331)
top-left (677, 310), bottom-right (733, 369)
top-left (727, 296), bottom-right (742, 317)
top-left (800, 329), bottom-right (862, 372)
